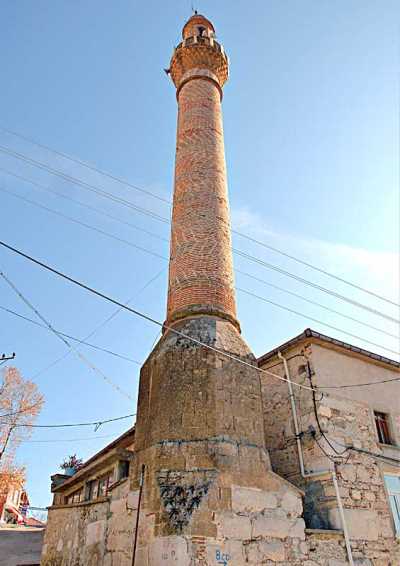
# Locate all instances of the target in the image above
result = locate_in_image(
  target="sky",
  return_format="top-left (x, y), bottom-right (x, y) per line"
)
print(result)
top-left (0, 1), bottom-right (398, 509)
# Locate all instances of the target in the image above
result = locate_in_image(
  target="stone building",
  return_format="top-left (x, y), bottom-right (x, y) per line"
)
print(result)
top-left (42, 427), bottom-right (135, 564)
top-left (41, 13), bottom-right (400, 566)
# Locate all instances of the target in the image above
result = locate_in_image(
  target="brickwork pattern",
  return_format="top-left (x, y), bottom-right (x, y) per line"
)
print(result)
top-left (166, 70), bottom-right (237, 329)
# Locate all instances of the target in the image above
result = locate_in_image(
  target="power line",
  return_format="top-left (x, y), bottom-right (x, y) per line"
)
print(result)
top-left (2, 126), bottom-right (397, 308)
top-left (0, 144), bottom-right (169, 224)
top-left (234, 248), bottom-right (399, 325)
top-left (0, 167), bottom-right (169, 244)
top-left (0, 126), bottom-right (171, 204)
top-left (318, 377), bottom-right (400, 389)
top-left (1, 152), bottom-right (398, 325)
top-left (0, 155), bottom-right (400, 330)
top-left (236, 269), bottom-right (398, 339)
top-left (0, 270), bottom-right (135, 401)
top-left (0, 413), bottom-right (136, 429)
top-left (232, 229), bottom-right (399, 307)
top-left (23, 434), bottom-right (116, 443)
top-left (31, 267), bottom-right (165, 380)
top-left (3, 166), bottom-right (396, 341)
top-left (237, 287), bottom-right (399, 356)
top-left (0, 185), bottom-right (167, 262)
top-left (0, 239), bottom-right (319, 393)
top-left (0, 304), bottom-right (141, 364)
top-left (2, 184), bottom-right (397, 353)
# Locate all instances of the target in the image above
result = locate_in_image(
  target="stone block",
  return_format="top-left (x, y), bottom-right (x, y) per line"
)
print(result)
top-left (281, 491), bottom-right (303, 516)
top-left (207, 540), bottom-right (245, 565)
top-left (127, 490), bottom-right (139, 510)
top-left (86, 520), bottom-right (106, 546)
top-left (148, 536), bottom-right (190, 565)
top-left (329, 508), bottom-right (378, 541)
top-left (258, 540), bottom-right (285, 561)
top-left (318, 405), bottom-right (332, 419)
top-left (289, 517), bottom-right (306, 540)
top-left (251, 515), bottom-right (291, 540)
top-left (231, 485), bottom-right (277, 513)
top-left (351, 489), bottom-right (362, 500)
top-left (218, 513), bottom-right (252, 539)
top-left (110, 497), bottom-right (126, 515)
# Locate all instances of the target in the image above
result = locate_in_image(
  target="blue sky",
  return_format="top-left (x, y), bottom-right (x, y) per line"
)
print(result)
top-left (0, 1), bottom-right (398, 508)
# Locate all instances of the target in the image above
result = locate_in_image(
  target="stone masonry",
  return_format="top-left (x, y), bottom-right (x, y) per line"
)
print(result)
top-left (259, 332), bottom-right (400, 565)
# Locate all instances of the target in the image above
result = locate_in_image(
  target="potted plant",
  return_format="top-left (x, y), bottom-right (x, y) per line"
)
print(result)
top-left (60, 454), bottom-right (84, 476)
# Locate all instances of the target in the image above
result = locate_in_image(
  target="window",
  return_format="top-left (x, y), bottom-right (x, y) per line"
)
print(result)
top-left (88, 480), bottom-right (99, 500)
top-left (118, 460), bottom-right (130, 481)
top-left (98, 471), bottom-right (114, 497)
top-left (384, 475), bottom-right (400, 535)
top-left (67, 489), bottom-right (82, 505)
top-left (374, 411), bottom-right (393, 445)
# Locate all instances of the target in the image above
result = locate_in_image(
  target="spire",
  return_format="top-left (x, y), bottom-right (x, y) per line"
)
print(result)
top-left (165, 15), bottom-right (239, 331)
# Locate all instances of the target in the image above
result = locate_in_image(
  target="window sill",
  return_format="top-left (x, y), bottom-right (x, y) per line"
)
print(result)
top-left (379, 443), bottom-right (400, 451)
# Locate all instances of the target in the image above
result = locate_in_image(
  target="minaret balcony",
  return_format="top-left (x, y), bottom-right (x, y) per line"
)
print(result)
top-left (170, 36), bottom-right (229, 93)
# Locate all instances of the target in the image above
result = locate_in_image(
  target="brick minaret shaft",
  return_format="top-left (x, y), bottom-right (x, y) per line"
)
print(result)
top-left (166, 14), bottom-right (239, 332)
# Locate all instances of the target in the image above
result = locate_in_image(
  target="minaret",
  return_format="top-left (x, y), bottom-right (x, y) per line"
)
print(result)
top-left (132, 15), bottom-right (303, 564)
top-left (166, 13), bottom-right (239, 333)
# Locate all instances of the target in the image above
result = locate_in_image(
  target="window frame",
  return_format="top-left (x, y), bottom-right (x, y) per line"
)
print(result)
top-left (374, 410), bottom-right (394, 446)
top-left (384, 473), bottom-right (400, 536)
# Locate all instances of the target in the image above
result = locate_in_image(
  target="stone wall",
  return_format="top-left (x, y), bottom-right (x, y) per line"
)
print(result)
top-left (41, 479), bottom-right (139, 566)
top-left (260, 341), bottom-right (400, 565)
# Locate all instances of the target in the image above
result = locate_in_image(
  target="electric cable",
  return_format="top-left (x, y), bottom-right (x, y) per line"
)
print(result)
top-left (0, 185), bottom-right (167, 262)
top-left (0, 239), bottom-right (320, 393)
top-left (238, 287), bottom-right (399, 356)
top-left (318, 377), bottom-right (400, 388)
top-left (237, 269), bottom-right (398, 339)
top-left (2, 126), bottom-right (397, 308)
top-left (1, 165), bottom-right (393, 341)
top-left (31, 267), bottom-right (165, 380)
top-left (0, 167), bottom-right (169, 244)
top-left (0, 304), bottom-right (140, 364)
top-left (234, 249), bottom-right (399, 325)
top-left (0, 413), bottom-right (136, 429)
top-left (23, 434), bottom-right (116, 443)
top-left (0, 151), bottom-right (398, 323)
top-left (2, 185), bottom-right (397, 355)
top-left (0, 270), bottom-right (134, 401)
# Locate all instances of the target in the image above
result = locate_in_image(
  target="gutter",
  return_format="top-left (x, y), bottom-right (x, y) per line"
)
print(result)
top-left (278, 351), bottom-right (354, 566)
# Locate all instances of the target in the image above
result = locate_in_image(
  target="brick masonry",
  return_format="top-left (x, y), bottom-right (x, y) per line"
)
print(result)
top-left (166, 15), bottom-right (237, 331)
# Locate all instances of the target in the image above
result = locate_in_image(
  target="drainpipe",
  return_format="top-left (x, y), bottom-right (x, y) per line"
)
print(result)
top-left (277, 352), bottom-right (354, 566)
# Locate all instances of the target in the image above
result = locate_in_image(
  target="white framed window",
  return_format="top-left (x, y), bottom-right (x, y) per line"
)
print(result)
top-left (384, 474), bottom-right (400, 535)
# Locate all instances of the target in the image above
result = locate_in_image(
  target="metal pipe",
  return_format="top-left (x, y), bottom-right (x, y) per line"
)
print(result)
top-left (131, 464), bottom-right (145, 566)
top-left (332, 467), bottom-right (354, 565)
top-left (277, 351), bottom-right (354, 566)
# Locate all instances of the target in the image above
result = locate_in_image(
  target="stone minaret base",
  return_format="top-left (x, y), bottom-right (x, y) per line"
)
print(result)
top-left (131, 317), bottom-right (305, 565)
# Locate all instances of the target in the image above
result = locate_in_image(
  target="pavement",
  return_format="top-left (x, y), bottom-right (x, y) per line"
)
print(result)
top-left (0, 527), bottom-right (44, 566)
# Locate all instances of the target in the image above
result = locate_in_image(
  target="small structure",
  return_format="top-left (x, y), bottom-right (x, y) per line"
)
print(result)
top-left (0, 475), bottom-right (30, 525)
top-left (42, 427), bottom-right (135, 564)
